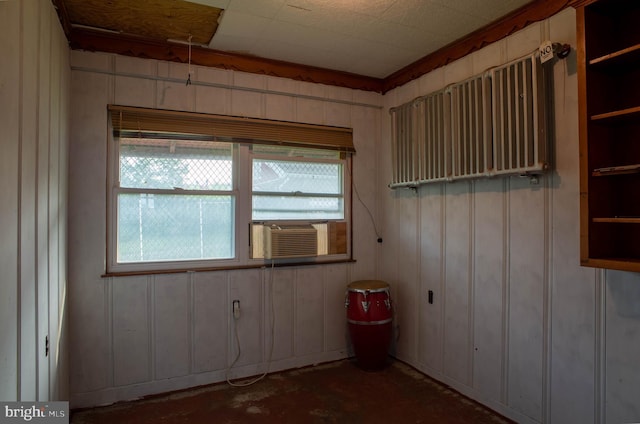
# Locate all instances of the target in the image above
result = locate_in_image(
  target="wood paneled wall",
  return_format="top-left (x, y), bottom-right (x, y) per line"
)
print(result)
top-left (0, 0), bottom-right (70, 402)
top-left (380, 8), bottom-right (640, 424)
top-left (67, 51), bottom-right (383, 407)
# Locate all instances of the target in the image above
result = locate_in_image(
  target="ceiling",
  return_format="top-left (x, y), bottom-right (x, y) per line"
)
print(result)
top-left (200, 0), bottom-right (533, 78)
top-left (53, 0), bottom-right (576, 92)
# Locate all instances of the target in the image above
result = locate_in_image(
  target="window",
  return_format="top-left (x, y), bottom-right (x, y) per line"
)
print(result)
top-left (107, 106), bottom-right (354, 274)
top-left (252, 145), bottom-right (344, 221)
top-left (116, 139), bottom-right (235, 264)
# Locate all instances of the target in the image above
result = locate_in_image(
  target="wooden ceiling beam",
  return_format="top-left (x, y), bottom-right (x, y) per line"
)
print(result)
top-left (68, 28), bottom-right (385, 93)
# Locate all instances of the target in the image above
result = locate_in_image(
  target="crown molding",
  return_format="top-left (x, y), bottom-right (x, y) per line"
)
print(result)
top-left (68, 28), bottom-right (385, 93)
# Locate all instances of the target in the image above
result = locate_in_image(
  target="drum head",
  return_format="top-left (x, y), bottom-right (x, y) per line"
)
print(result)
top-left (348, 280), bottom-right (389, 292)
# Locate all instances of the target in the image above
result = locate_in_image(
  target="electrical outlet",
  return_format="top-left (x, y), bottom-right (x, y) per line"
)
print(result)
top-left (232, 300), bottom-right (240, 319)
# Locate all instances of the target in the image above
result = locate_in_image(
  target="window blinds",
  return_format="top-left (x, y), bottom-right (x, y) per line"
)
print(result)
top-left (108, 105), bottom-right (355, 153)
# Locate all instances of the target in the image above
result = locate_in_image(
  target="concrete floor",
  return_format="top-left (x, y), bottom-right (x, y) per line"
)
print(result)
top-left (71, 359), bottom-right (513, 423)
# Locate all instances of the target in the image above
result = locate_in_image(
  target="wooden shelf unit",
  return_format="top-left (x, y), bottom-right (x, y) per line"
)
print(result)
top-left (578, 0), bottom-right (640, 272)
top-left (592, 164), bottom-right (640, 177)
top-left (591, 106), bottom-right (640, 122)
top-left (589, 43), bottom-right (640, 66)
top-left (592, 217), bottom-right (640, 224)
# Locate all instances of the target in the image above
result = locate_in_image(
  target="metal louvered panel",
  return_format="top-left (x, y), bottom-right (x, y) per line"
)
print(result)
top-left (420, 91), bottom-right (449, 182)
top-left (491, 53), bottom-right (548, 176)
top-left (390, 103), bottom-right (414, 185)
top-left (390, 90), bottom-right (448, 186)
top-left (264, 225), bottom-right (318, 259)
top-left (389, 52), bottom-right (549, 189)
top-left (448, 75), bottom-right (492, 180)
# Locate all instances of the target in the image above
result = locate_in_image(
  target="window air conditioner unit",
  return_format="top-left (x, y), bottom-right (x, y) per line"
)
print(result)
top-left (263, 225), bottom-right (318, 259)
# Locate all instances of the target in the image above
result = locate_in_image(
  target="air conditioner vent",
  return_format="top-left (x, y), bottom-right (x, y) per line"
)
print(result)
top-left (264, 225), bottom-right (318, 259)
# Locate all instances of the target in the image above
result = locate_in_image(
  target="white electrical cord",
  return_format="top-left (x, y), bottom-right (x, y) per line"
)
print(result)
top-left (225, 261), bottom-right (276, 387)
top-left (346, 159), bottom-right (382, 241)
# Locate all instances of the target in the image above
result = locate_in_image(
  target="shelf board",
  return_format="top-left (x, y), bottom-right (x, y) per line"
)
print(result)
top-left (593, 217), bottom-right (640, 224)
top-left (581, 257), bottom-right (640, 273)
top-left (591, 106), bottom-right (640, 122)
top-left (592, 164), bottom-right (640, 176)
top-left (589, 43), bottom-right (640, 66)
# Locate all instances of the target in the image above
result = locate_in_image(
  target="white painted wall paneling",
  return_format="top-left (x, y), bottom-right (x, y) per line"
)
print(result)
top-left (0, 0), bottom-right (69, 403)
top-left (0, 0), bottom-right (21, 402)
top-left (378, 8), bottom-right (640, 424)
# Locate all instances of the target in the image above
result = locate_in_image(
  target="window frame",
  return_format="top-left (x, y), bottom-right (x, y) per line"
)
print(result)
top-left (105, 107), bottom-right (354, 275)
top-left (250, 151), bottom-right (347, 221)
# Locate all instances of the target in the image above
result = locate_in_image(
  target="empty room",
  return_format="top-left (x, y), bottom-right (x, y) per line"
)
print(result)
top-left (2, 0), bottom-right (640, 423)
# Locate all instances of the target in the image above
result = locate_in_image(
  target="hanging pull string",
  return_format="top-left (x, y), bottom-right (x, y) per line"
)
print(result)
top-left (186, 34), bottom-right (192, 86)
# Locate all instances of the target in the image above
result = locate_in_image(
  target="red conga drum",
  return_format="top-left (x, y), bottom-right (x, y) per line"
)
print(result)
top-left (345, 280), bottom-right (392, 369)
